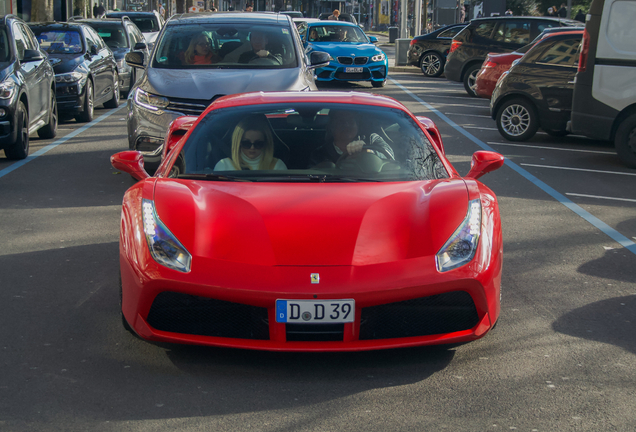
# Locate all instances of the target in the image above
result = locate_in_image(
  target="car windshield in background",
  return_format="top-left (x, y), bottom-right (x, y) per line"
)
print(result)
top-left (309, 25), bottom-right (368, 43)
top-left (0, 28), bottom-right (9, 63)
top-left (128, 17), bottom-right (159, 33)
top-left (93, 26), bottom-right (128, 49)
top-left (153, 24), bottom-right (297, 69)
top-left (33, 30), bottom-right (84, 54)
top-left (177, 103), bottom-right (449, 182)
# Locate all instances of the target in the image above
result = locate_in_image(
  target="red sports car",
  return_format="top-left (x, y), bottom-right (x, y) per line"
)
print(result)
top-left (111, 91), bottom-right (505, 351)
top-left (474, 52), bottom-right (524, 99)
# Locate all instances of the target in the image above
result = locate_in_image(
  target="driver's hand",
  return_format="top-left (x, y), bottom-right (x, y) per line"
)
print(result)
top-left (346, 140), bottom-right (365, 155)
top-left (256, 50), bottom-right (269, 57)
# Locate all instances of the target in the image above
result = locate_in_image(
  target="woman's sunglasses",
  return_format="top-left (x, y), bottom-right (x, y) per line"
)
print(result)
top-left (241, 139), bottom-right (266, 150)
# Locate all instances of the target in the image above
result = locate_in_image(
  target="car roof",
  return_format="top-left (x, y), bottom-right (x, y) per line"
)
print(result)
top-left (165, 11), bottom-right (291, 26)
top-left (470, 16), bottom-right (579, 24)
top-left (207, 91), bottom-right (406, 113)
top-left (308, 21), bottom-right (360, 27)
top-left (27, 22), bottom-right (87, 31)
top-left (74, 18), bottom-right (129, 26)
top-left (106, 11), bottom-right (158, 17)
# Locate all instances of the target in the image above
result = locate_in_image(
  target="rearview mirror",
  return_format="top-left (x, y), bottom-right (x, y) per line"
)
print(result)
top-left (111, 151), bottom-right (150, 181)
top-left (308, 51), bottom-right (331, 69)
top-left (90, 45), bottom-right (99, 56)
top-left (133, 42), bottom-right (147, 51)
top-left (22, 49), bottom-right (45, 62)
top-left (465, 151), bottom-right (505, 180)
top-left (369, 36), bottom-right (378, 43)
top-left (125, 51), bottom-right (145, 68)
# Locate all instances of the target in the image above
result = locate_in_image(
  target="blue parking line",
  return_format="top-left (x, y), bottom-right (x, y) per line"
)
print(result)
top-left (390, 77), bottom-right (636, 256)
top-left (0, 105), bottom-right (125, 180)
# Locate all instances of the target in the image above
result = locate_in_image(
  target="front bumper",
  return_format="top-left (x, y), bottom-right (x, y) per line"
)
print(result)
top-left (0, 98), bottom-right (17, 147)
top-left (315, 62), bottom-right (387, 83)
top-left (56, 80), bottom-right (87, 115)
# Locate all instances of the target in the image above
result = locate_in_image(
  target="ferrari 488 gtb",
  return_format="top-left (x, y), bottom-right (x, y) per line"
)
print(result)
top-left (111, 91), bottom-right (504, 351)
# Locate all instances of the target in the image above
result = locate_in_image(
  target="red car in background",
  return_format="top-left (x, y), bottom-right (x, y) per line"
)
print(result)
top-left (111, 91), bottom-right (504, 352)
top-left (474, 27), bottom-right (584, 99)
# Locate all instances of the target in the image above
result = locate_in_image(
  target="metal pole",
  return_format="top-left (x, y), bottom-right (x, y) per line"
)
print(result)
top-left (399, 0), bottom-right (407, 38)
top-left (414, 0), bottom-right (421, 36)
top-left (566, 0), bottom-right (572, 18)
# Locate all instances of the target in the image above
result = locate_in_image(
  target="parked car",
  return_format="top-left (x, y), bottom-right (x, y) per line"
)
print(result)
top-left (475, 26), bottom-right (584, 99)
top-left (124, 12), bottom-right (329, 172)
top-left (280, 11), bottom-right (303, 19)
top-left (71, 17), bottom-right (149, 97)
top-left (110, 90), bottom-right (505, 350)
top-left (292, 16), bottom-right (320, 36)
top-left (0, 14), bottom-right (57, 160)
top-left (317, 12), bottom-right (358, 26)
top-left (490, 31), bottom-right (583, 141)
top-left (29, 22), bottom-right (120, 123)
top-left (302, 21), bottom-right (388, 87)
top-left (105, 10), bottom-right (164, 48)
top-left (570, 0), bottom-right (636, 168)
top-left (444, 16), bottom-right (580, 97)
top-left (407, 23), bottom-right (467, 77)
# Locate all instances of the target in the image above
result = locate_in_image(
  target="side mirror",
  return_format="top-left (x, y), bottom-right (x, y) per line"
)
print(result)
top-left (465, 151), bottom-right (505, 180)
top-left (90, 45), bottom-right (99, 56)
top-left (133, 41), bottom-right (148, 51)
top-left (416, 116), bottom-right (445, 155)
top-left (308, 51), bottom-right (331, 69)
top-left (22, 49), bottom-right (45, 62)
top-left (369, 36), bottom-right (378, 43)
top-left (111, 151), bottom-right (150, 181)
top-left (125, 51), bottom-right (145, 68)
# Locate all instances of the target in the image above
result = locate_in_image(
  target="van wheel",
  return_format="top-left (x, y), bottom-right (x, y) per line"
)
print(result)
top-left (615, 114), bottom-right (636, 168)
top-left (496, 98), bottom-right (539, 141)
top-left (463, 63), bottom-right (481, 97)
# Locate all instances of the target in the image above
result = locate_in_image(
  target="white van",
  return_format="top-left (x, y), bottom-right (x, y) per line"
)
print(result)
top-left (570, 0), bottom-right (636, 168)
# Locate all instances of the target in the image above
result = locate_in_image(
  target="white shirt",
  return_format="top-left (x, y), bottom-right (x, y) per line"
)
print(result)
top-left (214, 153), bottom-right (287, 171)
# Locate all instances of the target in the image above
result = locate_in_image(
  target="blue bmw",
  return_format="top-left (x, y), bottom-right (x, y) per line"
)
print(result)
top-left (303, 21), bottom-right (388, 88)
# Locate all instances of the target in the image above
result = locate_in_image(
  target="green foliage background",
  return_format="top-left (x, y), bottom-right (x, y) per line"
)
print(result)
top-left (505, 0), bottom-right (592, 16)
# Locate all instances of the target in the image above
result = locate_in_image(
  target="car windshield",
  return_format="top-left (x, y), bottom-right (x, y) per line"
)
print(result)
top-left (308, 25), bottom-right (368, 43)
top-left (33, 30), bottom-right (84, 54)
top-left (174, 103), bottom-right (449, 182)
top-left (128, 17), bottom-right (159, 33)
top-left (0, 28), bottom-right (9, 64)
top-left (153, 23), bottom-right (297, 69)
top-left (91, 26), bottom-right (128, 49)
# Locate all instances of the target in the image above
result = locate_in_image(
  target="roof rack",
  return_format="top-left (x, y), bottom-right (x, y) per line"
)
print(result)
top-left (3, 14), bottom-right (17, 25)
top-left (67, 15), bottom-right (85, 21)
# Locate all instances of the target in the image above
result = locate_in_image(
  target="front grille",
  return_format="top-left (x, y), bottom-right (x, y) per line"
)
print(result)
top-left (359, 291), bottom-right (479, 340)
top-left (371, 68), bottom-right (386, 79)
top-left (354, 57), bottom-right (368, 65)
top-left (335, 71), bottom-right (371, 80)
top-left (286, 323), bottom-right (344, 342)
top-left (337, 57), bottom-right (369, 65)
top-left (167, 95), bottom-right (223, 115)
top-left (337, 56), bottom-right (353, 65)
top-left (147, 292), bottom-right (269, 340)
top-left (317, 70), bottom-right (332, 79)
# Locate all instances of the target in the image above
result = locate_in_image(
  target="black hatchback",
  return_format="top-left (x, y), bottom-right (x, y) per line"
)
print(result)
top-left (444, 16), bottom-right (579, 96)
top-left (28, 22), bottom-right (119, 123)
top-left (407, 23), bottom-right (466, 77)
top-left (0, 15), bottom-right (57, 160)
top-left (490, 31), bottom-right (583, 141)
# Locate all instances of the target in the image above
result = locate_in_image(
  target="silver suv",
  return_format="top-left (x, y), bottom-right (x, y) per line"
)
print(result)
top-left (125, 12), bottom-right (330, 171)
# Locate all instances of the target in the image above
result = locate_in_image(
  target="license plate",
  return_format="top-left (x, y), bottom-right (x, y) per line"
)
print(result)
top-left (345, 67), bottom-right (363, 73)
top-left (276, 299), bottom-right (355, 323)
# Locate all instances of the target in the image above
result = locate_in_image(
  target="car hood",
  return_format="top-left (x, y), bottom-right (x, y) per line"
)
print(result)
top-left (152, 179), bottom-right (469, 266)
top-left (47, 54), bottom-right (85, 74)
top-left (486, 51), bottom-right (523, 65)
top-left (144, 67), bottom-right (307, 100)
top-left (310, 42), bottom-right (383, 57)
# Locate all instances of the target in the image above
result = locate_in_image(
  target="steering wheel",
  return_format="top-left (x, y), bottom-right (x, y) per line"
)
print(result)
top-left (336, 151), bottom-right (393, 174)
top-left (248, 55), bottom-right (281, 65)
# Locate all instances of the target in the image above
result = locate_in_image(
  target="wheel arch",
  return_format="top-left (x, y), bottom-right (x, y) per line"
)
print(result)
top-left (492, 93), bottom-right (537, 121)
top-left (460, 59), bottom-right (484, 82)
top-left (611, 103), bottom-right (636, 142)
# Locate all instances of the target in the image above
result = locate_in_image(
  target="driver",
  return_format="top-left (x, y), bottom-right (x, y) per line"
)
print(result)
top-left (238, 30), bottom-right (282, 64)
top-left (309, 110), bottom-right (395, 167)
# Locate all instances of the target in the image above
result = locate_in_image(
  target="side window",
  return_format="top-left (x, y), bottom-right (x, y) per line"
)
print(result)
top-left (12, 24), bottom-right (30, 60)
top-left (536, 21), bottom-right (560, 35)
top-left (473, 22), bottom-right (496, 39)
top-left (535, 39), bottom-right (581, 66)
top-left (607, 1), bottom-right (636, 53)
top-left (20, 24), bottom-right (39, 51)
top-left (493, 21), bottom-right (530, 44)
top-left (439, 26), bottom-right (463, 39)
top-left (84, 27), bottom-right (99, 51)
top-left (131, 27), bottom-right (144, 46)
top-left (87, 27), bottom-right (106, 50)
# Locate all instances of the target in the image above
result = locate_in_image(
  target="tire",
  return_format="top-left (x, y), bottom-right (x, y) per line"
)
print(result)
top-left (37, 92), bottom-right (57, 139)
top-left (75, 79), bottom-right (94, 123)
top-left (420, 51), bottom-right (444, 77)
top-left (496, 98), bottom-right (539, 141)
top-left (5, 101), bottom-right (29, 160)
top-left (104, 71), bottom-right (120, 108)
top-left (119, 275), bottom-right (135, 335)
top-left (614, 113), bottom-right (636, 168)
top-left (544, 129), bottom-right (569, 137)
top-left (463, 63), bottom-right (481, 97)
top-left (371, 79), bottom-right (386, 88)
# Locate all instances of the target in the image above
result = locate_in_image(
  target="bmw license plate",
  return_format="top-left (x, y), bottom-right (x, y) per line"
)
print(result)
top-left (276, 299), bottom-right (355, 323)
top-left (345, 67), bottom-right (363, 73)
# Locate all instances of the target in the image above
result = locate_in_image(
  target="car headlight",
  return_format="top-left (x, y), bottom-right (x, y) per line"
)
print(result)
top-left (0, 79), bottom-right (16, 99)
top-left (56, 71), bottom-right (85, 83)
top-left (436, 199), bottom-right (481, 272)
top-left (371, 53), bottom-right (386, 62)
top-left (134, 88), bottom-right (169, 111)
top-left (142, 199), bottom-right (191, 272)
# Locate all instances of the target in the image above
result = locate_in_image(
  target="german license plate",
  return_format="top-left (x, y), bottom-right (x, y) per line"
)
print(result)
top-left (276, 299), bottom-right (355, 323)
top-left (345, 67), bottom-right (363, 73)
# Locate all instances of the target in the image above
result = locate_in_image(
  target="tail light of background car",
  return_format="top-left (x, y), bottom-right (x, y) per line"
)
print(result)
top-left (449, 40), bottom-right (462, 54)
top-left (578, 28), bottom-right (589, 72)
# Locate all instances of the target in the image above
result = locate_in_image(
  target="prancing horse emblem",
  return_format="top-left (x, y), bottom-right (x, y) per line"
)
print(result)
top-left (310, 273), bottom-right (320, 284)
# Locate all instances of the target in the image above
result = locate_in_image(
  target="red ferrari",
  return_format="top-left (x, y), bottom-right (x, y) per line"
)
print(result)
top-left (111, 91), bottom-right (505, 351)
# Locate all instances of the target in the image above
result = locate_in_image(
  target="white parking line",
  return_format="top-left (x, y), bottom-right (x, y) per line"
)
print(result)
top-left (415, 94), bottom-right (489, 101)
top-left (0, 106), bottom-right (126, 179)
top-left (488, 142), bottom-right (615, 154)
top-left (389, 76), bottom-right (636, 255)
top-left (566, 193), bottom-right (636, 203)
top-left (520, 163), bottom-right (636, 176)
top-left (462, 126), bottom-right (499, 131)
top-left (445, 113), bottom-right (492, 118)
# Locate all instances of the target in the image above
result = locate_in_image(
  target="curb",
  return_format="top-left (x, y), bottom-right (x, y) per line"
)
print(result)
top-left (389, 66), bottom-right (420, 73)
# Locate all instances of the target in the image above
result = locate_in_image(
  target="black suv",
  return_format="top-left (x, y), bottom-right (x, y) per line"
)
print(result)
top-left (29, 22), bottom-right (119, 123)
top-left (444, 16), bottom-right (579, 96)
top-left (71, 17), bottom-right (149, 97)
top-left (0, 15), bottom-right (57, 160)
